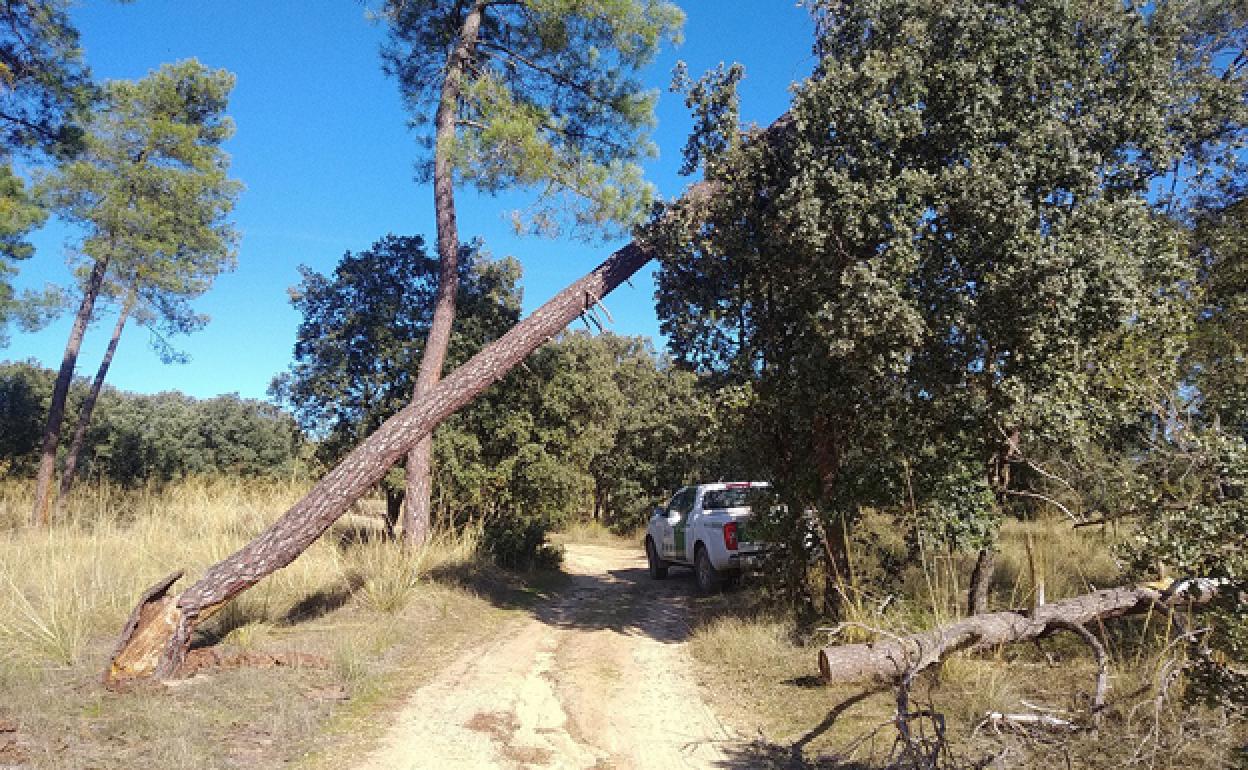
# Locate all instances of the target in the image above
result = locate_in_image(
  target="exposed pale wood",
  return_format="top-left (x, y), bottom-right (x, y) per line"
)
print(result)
top-left (817, 579), bottom-right (1222, 688)
top-left (104, 570), bottom-right (183, 685)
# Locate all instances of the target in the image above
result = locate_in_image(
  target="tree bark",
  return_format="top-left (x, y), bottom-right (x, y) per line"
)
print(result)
top-left (818, 578), bottom-right (1222, 687)
top-left (105, 112), bottom-right (796, 684)
top-left (106, 239), bottom-right (653, 684)
top-left (967, 547), bottom-right (996, 616)
top-left (403, 0), bottom-right (487, 550)
top-left (812, 413), bottom-right (851, 620)
top-left (55, 285), bottom-right (136, 516)
top-left (31, 257), bottom-right (110, 527)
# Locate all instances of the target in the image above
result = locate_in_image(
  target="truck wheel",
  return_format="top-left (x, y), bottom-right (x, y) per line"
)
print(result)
top-left (694, 545), bottom-right (720, 593)
top-left (645, 537), bottom-right (669, 579)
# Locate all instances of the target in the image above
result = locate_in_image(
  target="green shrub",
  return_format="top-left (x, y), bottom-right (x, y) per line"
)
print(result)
top-left (480, 516), bottom-right (564, 570)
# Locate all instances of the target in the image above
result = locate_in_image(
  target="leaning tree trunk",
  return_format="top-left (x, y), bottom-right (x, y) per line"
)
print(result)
top-left (403, 0), bottom-right (487, 550)
top-left (818, 578), bottom-right (1221, 687)
top-left (55, 285), bottom-right (136, 516)
top-left (106, 113), bottom-right (795, 684)
top-left (106, 240), bottom-right (653, 684)
top-left (31, 257), bottom-right (110, 527)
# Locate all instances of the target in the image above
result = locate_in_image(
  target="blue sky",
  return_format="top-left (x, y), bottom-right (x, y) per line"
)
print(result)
top-left (7, 0), bottom-right (816, 401)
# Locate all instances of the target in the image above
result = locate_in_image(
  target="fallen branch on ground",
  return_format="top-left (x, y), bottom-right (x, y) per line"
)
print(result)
top-left (973, 711), bottom-right (1078, 737)
top-left (817, 578), bottom-right (1223, 689)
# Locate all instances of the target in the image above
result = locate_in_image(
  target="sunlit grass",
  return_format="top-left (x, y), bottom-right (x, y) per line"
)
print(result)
top-left (688, 515), bottom-right (1244, 768)
top-left (0, 476), bottom-right (513, 769)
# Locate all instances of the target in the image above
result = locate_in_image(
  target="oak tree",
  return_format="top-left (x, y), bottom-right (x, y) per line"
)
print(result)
top-left (655, 0), bottom-right (1246, 619)
top-left (271, 234), bottom-right (522, 529)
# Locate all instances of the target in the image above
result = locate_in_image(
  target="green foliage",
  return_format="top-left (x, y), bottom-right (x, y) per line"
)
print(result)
top-left (380, 0), bottom-right (683, 237)
top-left (0, 165), bottom-right (49, 345)
top-left (652, 0), bottom-right (1248, 623)
top-left (479, 516), bottom-right (564, 570)
top-left (36, 59), bottom-right (241, 356)
top-left (670, 61), bottom-right (743, 177)
top-left (0, 0), bottom-right (94, 157)
top-left (0, 0), bottom-right (96, 344)
top-left (437, 330), bottom-right (720, 538)
top-left (919, 465), bottom-right (1000, 553)
top-left (1119, 427), bottom-right (1248, 711)
top-left (0, 360), bottom-right (301, 483)
top-left (1188, 192), bottom-right (1248, 435)
top-left (0, 360), bottom-right (51, 474)
top-left (270, 234), bottom-right (522, 465)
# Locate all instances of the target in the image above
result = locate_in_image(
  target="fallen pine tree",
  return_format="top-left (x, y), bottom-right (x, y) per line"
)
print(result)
top-left (817, 578), bottom-right (1225, 703)
top-left (102, 111), bottom-right (797, 686)
top-left (103, 240), bottom-right (653, 684)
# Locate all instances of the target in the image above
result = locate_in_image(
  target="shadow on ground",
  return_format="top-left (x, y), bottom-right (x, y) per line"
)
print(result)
top-left (421, 543), bottom-right (725, 644)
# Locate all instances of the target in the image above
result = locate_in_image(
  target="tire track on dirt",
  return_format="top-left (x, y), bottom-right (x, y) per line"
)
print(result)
top-left (353, 543), bottom-right (739, 770)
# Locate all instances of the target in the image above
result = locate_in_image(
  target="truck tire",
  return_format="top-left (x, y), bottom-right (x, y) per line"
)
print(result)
top-left (645, 537), bottom-right (669, 579)
top-left (694, 544), bottom-right (720, 593)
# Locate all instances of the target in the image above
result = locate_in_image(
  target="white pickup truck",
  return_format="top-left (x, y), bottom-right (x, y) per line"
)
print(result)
top-left (643, 482), bottom-right (769, 592)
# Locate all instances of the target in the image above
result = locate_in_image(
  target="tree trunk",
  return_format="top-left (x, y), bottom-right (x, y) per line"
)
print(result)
top-left (55, 286), bottom-right (136, 516)
top-left (967, 547), bottom-right (996, 616)
top-left (106, 240), bottom-right (653, 684)
top-left (403, 0), bottom-right (487, 550)
top-left (812, 414), bottom-right (851, 620)
top-left (384, 485), bottom-right (404, 539)
top-left (31, 257), bottom-right (110, 527)
top-left (105, 113), bottom-right (796, 684)
top-left (818, 578), bottom-right (1222, 687)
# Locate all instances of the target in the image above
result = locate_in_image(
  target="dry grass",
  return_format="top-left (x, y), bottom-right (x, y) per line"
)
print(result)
top-left (0, 477), bottom-right (519, 770)
top-left (553, 517), bottom-right (641, 548)
top-left (688, 518), bottom-right (1246, 769)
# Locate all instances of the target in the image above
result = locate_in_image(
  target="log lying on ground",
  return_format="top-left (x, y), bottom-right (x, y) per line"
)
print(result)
top-left (817, 578), bottom-right (1222, 687)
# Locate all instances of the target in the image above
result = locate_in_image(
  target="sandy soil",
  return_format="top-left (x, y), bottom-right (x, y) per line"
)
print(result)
top-left (352, 542), bottom-right (741, 770)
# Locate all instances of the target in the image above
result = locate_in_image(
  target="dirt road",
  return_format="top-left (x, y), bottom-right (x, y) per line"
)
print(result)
top-left (353, 542), bottom-right (741, 770)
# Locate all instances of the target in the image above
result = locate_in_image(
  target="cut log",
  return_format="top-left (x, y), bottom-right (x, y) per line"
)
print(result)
top-left (817, 578), bottom-right (1222, 687)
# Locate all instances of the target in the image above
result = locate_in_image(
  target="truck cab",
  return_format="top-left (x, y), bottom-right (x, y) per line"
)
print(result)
top-left (643, 482), bottom-right (769, 592)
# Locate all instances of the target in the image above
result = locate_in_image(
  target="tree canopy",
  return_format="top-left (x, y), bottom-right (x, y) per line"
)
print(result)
top-left (271, 235), bottom-right (523, 466)
top-left (381, 0), bottom-right (684, 237)
top-left (0, 0), bottom-right (96, 344)
top-left (654, 0), bottom-right (1248, 617)
top-left (0, 360), bottom-right (301, 485)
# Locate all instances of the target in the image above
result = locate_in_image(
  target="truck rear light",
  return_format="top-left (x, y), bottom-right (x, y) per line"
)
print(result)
top-left (723, 522), bottom-right (739, 551)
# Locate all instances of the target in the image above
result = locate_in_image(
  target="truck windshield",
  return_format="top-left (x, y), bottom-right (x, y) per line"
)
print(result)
top-left (702, 488), bottom-right (755, 509)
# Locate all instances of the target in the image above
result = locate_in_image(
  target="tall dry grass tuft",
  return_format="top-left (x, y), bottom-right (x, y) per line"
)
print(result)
top-left (0, 476), bottom-right (514, 768)
top-left (995, 517), bottom-right (1123, 603)
top-left (345, 524), bottom-right (481, 614)
top-left (555, 517), bottom-right (641, 547)
top-left (0, 477), bottom-right (308, 667)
